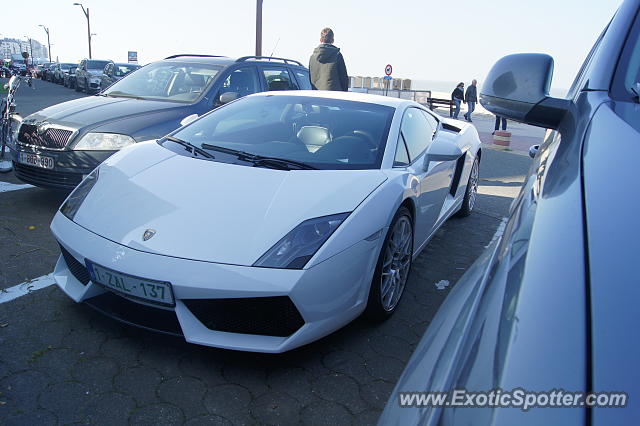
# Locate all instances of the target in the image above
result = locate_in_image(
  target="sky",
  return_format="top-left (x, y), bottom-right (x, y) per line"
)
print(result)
top-left (1, 0), bottom-right (621, 91)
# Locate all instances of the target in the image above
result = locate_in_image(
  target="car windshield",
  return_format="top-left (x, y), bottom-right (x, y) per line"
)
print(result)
top-left (170, 95), bottom-right (395, 170)
top-left (103, 61), bottom-right (221, 103)
top-left (87, 60), bottom-right (109, 71)
top-left (114, 64), bottom-right (140, 77)
top-left (60, 63), bottom-right (75, 71)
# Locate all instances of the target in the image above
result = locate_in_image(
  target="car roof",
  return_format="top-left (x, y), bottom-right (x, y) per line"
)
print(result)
top-left (248, 90), bottom-right (416, 108)
top-left (161, 55), bottom-right (306, 69)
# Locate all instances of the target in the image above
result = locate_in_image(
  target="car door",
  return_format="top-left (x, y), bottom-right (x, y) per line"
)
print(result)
top-left (209, 66), bottom-right (260, 109)
top-left (397, 107), bottom-right (452, 250)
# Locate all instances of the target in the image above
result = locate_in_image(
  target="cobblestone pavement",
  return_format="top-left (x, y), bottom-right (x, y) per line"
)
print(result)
top-left (0, 81), bottom-right (534, 425)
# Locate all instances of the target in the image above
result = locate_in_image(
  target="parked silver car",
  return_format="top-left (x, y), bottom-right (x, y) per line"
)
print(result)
top-left (53, 63), bottom-right (77, 85)
top-left (379, 0), bottom-right (639, 424)
top-left (75, 59), bottom-right (110, 94)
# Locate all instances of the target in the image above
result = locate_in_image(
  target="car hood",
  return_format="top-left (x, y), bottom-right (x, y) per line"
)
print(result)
top-left (23, 96), bottom-right (183, 131)
top-left (72, 142), bottom-right (387, 266)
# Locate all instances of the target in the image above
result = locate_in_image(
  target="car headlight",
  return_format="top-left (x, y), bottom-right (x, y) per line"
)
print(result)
top-left (253, 213), bottom-right (350, 269)
top-left (60, 168), bottom-right (99, 221)
top-left (10, 120), bottom-right (22, 148)
top-left (74, 133), bottom-right (135, 150)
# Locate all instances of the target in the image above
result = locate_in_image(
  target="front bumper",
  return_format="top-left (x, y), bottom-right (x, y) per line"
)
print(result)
top-left (11, 145), bottom-right (115, 190)
top-left (51, 212), bottom-right (382, 353)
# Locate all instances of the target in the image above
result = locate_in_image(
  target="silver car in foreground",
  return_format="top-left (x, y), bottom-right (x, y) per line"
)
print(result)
top-left (379, 0), bottom-right (639, 424)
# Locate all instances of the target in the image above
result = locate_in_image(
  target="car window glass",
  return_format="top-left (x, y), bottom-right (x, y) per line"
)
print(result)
top-left (293, 70), bottom-right (313, 90)
top-left (172, 96), bottom-right (395, 170)
top-left (103, 61), bottom-right (221, 103)
top-left (394, 134), bottom-right (410, 166)
top-left (262, 68), bottom-right (297, 91)
top-left (401, 108), bottom-right (434, 160)
top-left (612, 11), bottom-right (640, 103)
top-left (86, 60), bottom-right (110, 71)
top-left (421, 110), bottom-right (439, 137)
top-left (114, 65), bottom-right (138, 77)
top-left (214, 67), bottom-right (259, 106)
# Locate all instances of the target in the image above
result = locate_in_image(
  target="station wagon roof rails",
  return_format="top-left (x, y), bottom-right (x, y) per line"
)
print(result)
top-left (164, 54), bottom-right (228, 59)
top-left (236, 56), bottom-right (304, 67)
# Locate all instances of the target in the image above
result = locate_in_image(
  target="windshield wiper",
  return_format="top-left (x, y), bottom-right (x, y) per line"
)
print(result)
top-left (165, 136), bottom-right (215, 159)
top-left (105, 91), bottom-right (146, 100)
top-left (200, 143), bottom-right (255, 159)
top-left (200, 143), bottom-right (316, 170)
top-left (251, 157), bottom-right (317, 170)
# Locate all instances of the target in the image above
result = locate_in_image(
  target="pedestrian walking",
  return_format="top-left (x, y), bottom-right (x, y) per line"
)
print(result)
top-left (451, 82), bottom-right (465, 119)
top-left (309, 27), bottom-right (349, 91)
top-left (463, 79), bottom-right (478, 122)
top-left (492, 115), bottom-right (507, 135)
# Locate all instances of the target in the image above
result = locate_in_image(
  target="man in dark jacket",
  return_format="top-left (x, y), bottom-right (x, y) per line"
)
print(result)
top-left (463, 79), bottom-right (478, 122)
top-left (309, 28), bottom-right (349, 91)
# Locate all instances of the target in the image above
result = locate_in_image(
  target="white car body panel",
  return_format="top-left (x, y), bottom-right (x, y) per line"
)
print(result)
top-left (51, 91), bottom-right (481, 352)
top-left (73, 141), bottom-right (387, 266)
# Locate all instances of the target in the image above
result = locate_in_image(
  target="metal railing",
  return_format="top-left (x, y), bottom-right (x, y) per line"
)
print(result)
top-left (349, 87), bottom-right (432, 106)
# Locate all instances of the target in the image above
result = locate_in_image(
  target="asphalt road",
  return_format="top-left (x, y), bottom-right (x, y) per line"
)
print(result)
top-left (0, 80), bottom-right (534, 425)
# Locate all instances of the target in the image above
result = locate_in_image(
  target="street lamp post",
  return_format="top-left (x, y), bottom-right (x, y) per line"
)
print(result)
top-left (38, 25), bottom-right (52, 62)
top-left (256, 0), bottom-right (263, 57)
top-left (23, 36), bottom-right (33, 67)
top-left (73, 3), bottom-right (92, 59)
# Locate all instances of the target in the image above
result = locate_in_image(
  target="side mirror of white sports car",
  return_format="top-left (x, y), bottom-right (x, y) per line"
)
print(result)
top-left (423, 138), bottom-right (463, 170)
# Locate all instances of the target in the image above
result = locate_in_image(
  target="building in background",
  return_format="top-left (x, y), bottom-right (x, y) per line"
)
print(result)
top-left (1, 37), bottom-right (48, 64)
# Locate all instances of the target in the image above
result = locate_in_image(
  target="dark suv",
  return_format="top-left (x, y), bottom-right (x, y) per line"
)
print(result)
top-left (12, 54), bottom-right (311, 190)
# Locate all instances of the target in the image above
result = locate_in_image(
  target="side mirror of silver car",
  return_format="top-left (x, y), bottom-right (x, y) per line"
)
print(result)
top-left (480, 53), bottom-right (572, 130)
top-left (219, 92), bottom-right (239, 105)
top-left (529, 144), bottom-right (540, 159)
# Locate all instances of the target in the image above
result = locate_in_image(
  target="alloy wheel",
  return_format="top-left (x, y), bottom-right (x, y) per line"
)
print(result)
top-left (380, 215), bottom-right (412, 311)
top-left (468, 159), bottom-right (479, 212)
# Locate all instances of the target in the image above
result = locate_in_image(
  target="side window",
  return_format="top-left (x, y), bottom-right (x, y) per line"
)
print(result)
top-left (262, 67), bottom-right (297, 91)
top-left (214, 67), bottom-right (259, 106)
top-left (421, 110), bottom-right (439, 139)
top-left (394, 134), bottom-right (410, 167)
top-left (293, 70), bottom-right (312, 90)
top-left (400, 108), bottom-right (435, 160)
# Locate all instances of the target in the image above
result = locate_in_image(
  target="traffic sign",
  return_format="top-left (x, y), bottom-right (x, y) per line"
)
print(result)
top-left (385, 64), bottom-right (392, 76)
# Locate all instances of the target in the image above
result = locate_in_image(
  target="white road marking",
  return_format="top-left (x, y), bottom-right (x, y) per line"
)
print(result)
top-left (485, 217), bottom-right (508, 248)
top-left (0, 181), bottom-right (34, 193)
top-left (0, 274), bottom-right (56, 304)
top-left (435, 280), bottom-right (450, 290)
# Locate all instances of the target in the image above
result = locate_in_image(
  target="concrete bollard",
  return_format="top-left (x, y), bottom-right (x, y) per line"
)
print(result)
top-left (493, 130), bottom-right (511, 146)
